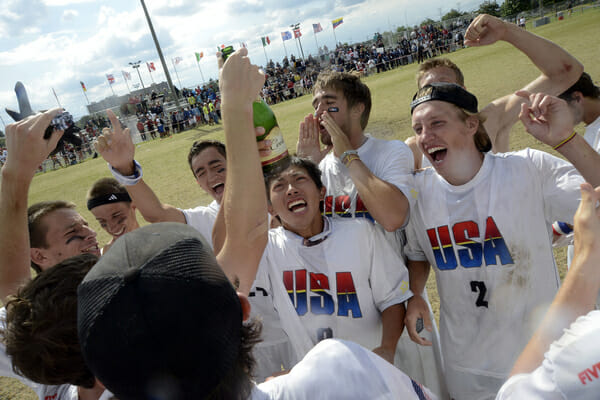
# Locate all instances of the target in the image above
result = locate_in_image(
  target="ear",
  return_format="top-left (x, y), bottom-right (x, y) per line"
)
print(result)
top-left (267, 201), bottom-right (277, 218)
top-left (351, 102), bottom-right (365, 118)
top-left (237, 292), bottom-right (252, 321)
top-left (30, 248), bottom-right (50, 269)
top-left (465, 115), bottom-right (479, 136)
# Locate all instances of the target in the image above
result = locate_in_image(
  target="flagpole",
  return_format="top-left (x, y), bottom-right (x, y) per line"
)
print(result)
top-left (172, 59), bottom-right (183, 89)
top-left (149, 69), bottom-right (155, 84)
top-left (333, 27), bottom-right (338, 47)
top-left (314, 29), bottom-right (319, 53)
top-left (196, 61), bottom-right (205, 84)
top-left (51, 87), bottom-right (62, 108)
top-left (262, 45), bottom-right (269, 66)
top-left (282, 40), bottom-right (288, 59)
top-left (108, 81), bottom-right (116, 97)
top-left (81, 85), bottom-right (90, 104)
top-left (122, 72), bottom-right (131, 93)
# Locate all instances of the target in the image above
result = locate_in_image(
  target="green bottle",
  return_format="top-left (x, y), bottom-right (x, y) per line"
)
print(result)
top-left (221, 45), bottom-right (289, 174)
top-left (253, 99), bottom-right (289, 174)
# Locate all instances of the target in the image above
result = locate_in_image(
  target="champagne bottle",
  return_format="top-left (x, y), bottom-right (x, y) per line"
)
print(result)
top-left (253, 99), bottom-right (290, 174)
top-left (221, 45), bottom-right (289, 174)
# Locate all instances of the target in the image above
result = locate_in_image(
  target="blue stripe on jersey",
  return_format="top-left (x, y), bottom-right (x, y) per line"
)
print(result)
top-left (410, 379), bottom-right (429, 400)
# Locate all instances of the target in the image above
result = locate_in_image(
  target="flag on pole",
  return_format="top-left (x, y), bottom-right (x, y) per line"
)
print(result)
top-left (174, 57), bottom-right (183, 65)
top-left (313, 23), bottom-right (323, 33)
top-left (122, 70), bottom-right (131, 80)
top-left (240, 42), bottom-right (247, 48)
top-left (332, 17), bottom-right (344, 29)
top-left (195, 52), bottom-right (204, 62)
top-left (281, 31), bottom-right (292, 41)
top-left (147, 62), bottom-right (156, 72)
top-left (261, 36), bottom-right (271, 46)
top-left (293, 28), bottom-right (302, 38)
top-left (80, 81), bottom-right (87, 92)
top-left (106, 74), bottom-right (115, 84)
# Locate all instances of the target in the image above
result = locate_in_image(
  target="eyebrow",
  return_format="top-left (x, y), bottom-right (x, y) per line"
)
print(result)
top-left (312, 93), bottom-right (337, 108)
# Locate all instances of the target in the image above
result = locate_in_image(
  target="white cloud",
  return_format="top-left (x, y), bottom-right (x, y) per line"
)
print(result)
top-left (43, 0), bottom-right (94, 6)
top-left (62, 9), bottom-right (79, 21)
top-left (0, 0), bottom-right (47, 38)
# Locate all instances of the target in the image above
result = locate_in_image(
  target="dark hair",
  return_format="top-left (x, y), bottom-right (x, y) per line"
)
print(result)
top-left (187, 140), bottom-right (226, 177)
top-left (87, 177), bottom-right (130, 202)
top-left (559, 72), bottom-right (600, 102)
top-left (264, 156), bottom-right (323, 200)
top-left (206, 320), bottom-right (262, 399)
top-left (417, 58), bottom-right (465, 88)
top-left (1, 253), bottom-right (98, 388)
top-left (28, 201), bottom-right (77, 273)
top-left (314, 71), bottom-right (372, 130)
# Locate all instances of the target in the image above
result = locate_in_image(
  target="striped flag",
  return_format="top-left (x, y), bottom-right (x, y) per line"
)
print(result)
top-left (195, 52), bottom-right (204, 62)
top-left (261, 36), bottom-right (271, 47)
top-left (106, 74), bottom-right (115, 84)
top-left (122, 70), bottom-right (131, 80)
top-left (174, 56), bottom-right (183, 65)
top-left (293, 28), bottom-right (302, 38)
top-left (147, 62), bottom-right (156, 72)
top-left (281, 31), bottom-right (292, 41)
top-left (313, 23), bottom-right (323, 33)
top-left (332, 17), bottom-right (344, 29)
top-left (80, 81), bottom-right (87, 92)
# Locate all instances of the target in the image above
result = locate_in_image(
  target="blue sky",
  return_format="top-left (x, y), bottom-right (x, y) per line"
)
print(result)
top-left (0, 0), bottom-right (481, 124)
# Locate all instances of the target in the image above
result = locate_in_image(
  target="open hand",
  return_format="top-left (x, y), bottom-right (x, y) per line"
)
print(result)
top-left (320, 111), bottom-right (352, 157)
top-left (297, 113), bottom-right (332, 163)
top-left (516, 90), bottom-right (575, 148)
top-left (94, 110), bottom-right (136, 174)
top-left (573, 183), bottom-right (600, 259)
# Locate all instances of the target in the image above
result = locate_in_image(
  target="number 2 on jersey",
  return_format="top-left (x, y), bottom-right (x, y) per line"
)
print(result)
top-left (470, 281), bottom-right (488, 308)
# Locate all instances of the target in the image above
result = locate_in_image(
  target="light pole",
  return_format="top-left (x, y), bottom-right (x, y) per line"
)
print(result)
top-left (139, 0), bottom-right (182, 111)
top-left (129, 61), bottom-right (145, 90)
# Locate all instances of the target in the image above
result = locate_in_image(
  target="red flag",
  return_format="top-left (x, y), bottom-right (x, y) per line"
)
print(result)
top-left (80, 81), bottom-right (87, 92)
top-left (106, 74), bottom-right (115, 84)
top-left (294, 28), bottom-right (302, 38)
top-left (147, 62), bottom-right (156, 72)
top-left (266, 36), bottom-right (270, 44)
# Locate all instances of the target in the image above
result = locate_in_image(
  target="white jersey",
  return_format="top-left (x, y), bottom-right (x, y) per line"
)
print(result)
top-left (319, 135), bottom-right (414, 222)
top-left (582, 115), bottom-right (600, 153)
top-left (182, 200), bottom-right (294, 382)
top-left (255, 218), bottom-right (412, 362)
top-left (405, 149), bottom-right (583, 400)
top-left (320, 135), bottom-right (446, 398)
top-left (496, 310), bottom-right (600, 400)
top-left (251, 339), bottom-right (438, 400)
top-left (180, 200), bottom-right (220, 246)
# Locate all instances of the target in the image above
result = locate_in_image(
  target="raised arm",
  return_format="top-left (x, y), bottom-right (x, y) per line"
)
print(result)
top-left (0, 109), bottom-right (63, 301)
top-left (465, 14), bottom-right (583, 152)
top-left (215, 48), bottom-right (269, 295)
top-left (320, 111), bottom-right (410, 231)
top-left (518, 91), bottom-right (600, 187)
top-left (510, 183), bottom-right (600, 375)
top-left (95, 110), bottom-right (186, 224)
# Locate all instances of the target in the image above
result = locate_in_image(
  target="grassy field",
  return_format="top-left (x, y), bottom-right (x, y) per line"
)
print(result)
top-left (1, 8), bottom-right (599, 398)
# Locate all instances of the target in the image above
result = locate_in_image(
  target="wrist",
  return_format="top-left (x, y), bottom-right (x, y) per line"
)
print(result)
top-left (110, 160), bottom-right (143, 186)
top-left (1, 163), bottom-right (35, 184)
top-left (114, 161), bottom-right (136, 176)
top-left (553, 131), bottom-right (577, 151)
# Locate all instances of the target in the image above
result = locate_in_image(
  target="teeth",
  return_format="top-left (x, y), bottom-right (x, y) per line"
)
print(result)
top-left (427, 146), bottom-right (445, 154)
top-left (212, 183), bottom-right (224, 190)
top-left (288, 200), bottom-right (306, 208)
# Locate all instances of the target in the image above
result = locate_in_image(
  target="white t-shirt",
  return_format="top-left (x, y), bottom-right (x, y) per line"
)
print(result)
top-left (496, 310), bottom-right (600, 400)
top-left (583, 115), bottom-right (600, 153)
top-left (182, 200), bottom-right (294, 382)
top-left (405, 149), bottom-right (583, 400)
top-left (319, 135), bottom-right (415, 223)
top-left (251, 339), bottom-right (438, 400)
top-left (180, 200), bottom-right (219, 246)
top-left (255, 217), bottom-right (412, 362)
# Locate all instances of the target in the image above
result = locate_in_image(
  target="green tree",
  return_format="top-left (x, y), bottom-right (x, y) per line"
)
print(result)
top-left (501, 0), bottom-right (530, 17)
top-left (442, 9), bottom-right (467, 21)
top-left (420, 18), bottom-right (437, 26)
top-left (478, 1), bottom-right (502, 17)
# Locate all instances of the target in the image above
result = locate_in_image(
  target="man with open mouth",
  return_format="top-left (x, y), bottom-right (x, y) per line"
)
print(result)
top-left (405, 82), bottom-right (600, 400)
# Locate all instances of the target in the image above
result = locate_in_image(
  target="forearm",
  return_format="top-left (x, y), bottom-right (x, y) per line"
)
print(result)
top-left (125, 178), bottom-right (186, 224)
top-left (212, 203), bottom-right (226, 255)
top-left (380, 303), bottom-right (406, 351)
top-left (347, 160), bottom-right (409, 231)
top-left (510, 249), bottom-right (600, 375)
top-left (0, 168), bottom-right (33, 301)
top-left (556, 134), bottom-right (600, 187)
top-left (219, 103), bottom-right (268, 293)
top-left (503, 21), bottom-right (582, 86)
top-left (407, 259), bottom-right (430, 296)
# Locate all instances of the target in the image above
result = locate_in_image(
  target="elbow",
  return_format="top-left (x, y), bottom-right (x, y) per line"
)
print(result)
top-left (380, 215), bottom-right (406, 232)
